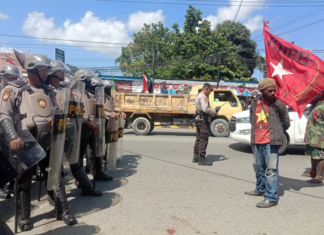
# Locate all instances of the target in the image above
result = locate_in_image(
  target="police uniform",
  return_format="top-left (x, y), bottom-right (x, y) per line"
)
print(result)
top-left (80, 88), bottom-right (113, 181)
top-left (193, 92), bottom-right (216, 165)
top-left (0, 80), bottom-right (56, 230)
top-left (53, 82), bottom-right (102, 197)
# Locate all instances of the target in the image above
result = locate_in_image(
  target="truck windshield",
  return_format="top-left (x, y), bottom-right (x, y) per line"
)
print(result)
top-left (214, 91), bottom-right (238, 107)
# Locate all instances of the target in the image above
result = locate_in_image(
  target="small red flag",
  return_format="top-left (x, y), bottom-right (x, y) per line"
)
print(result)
top-left (6, 59), bottom-right (15, 65)
top-left (263, 21), bottom-right (324, 117)
top-left (142, 73), bottom-right (149, 93)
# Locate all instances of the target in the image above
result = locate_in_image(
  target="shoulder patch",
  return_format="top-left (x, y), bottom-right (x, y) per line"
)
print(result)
top-left (4, 88), bottom-right (12, 93)
top-left (204, 97), bottom-right (208, 102)
top-left (2, 92), bottom-right (10, 101)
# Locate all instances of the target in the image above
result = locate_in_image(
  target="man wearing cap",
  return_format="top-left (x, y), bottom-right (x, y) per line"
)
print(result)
top-left (193, 83), bottom-right (221, 166)
top-left (245, 78), bottom-right (290, 208)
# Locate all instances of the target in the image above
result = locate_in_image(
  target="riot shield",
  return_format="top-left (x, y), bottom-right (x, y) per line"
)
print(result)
top-left (105, 117), bottom-right (118, 171)
top-left (65, 81), bottom-right (85, 165)
top-left (94, 87), bottom-right (105, 157)
top-left (0, 120), bottom-right (46, 185)
top-left (117, 115), bottom-right (125, 162)
top-left (47, 87), bottom-right (70, 191)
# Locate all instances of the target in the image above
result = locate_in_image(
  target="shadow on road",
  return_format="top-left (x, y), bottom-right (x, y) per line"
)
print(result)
top-left (229, 143), bottom-right (252, 154)
top-left (35, 222), bottom-right (101, 235)
top-left (206, 155), bottom-right (228, 162)
top-left (124, 130), bottom-right (196, 137)
top-left (278, 175), bottom-right (323, 198)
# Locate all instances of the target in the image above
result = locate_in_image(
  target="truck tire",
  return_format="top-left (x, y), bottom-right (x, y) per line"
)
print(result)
top-left (210, 119), bottom-right (230, 137)
top-left (133, 117), bottom-right (151, 136)
top-left (149, 123), bottom-right (155, 133)
top-left (279, 134), bottom-right (288, 155)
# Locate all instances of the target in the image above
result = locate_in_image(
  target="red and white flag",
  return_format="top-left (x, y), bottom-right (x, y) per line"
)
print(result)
top-left (6, 59), bottom-right (15, 65)
top-left (264, 21), bottom-right (324, 117)
top-left (142, 73), bottom-right (149, 93)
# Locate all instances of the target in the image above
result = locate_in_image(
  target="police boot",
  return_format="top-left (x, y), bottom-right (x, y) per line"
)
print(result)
top-left (18, 190), bottom-right (33, 231)
top-left (94, 157), bottom-right (113, 181)
top-left (0, 187), bottom-right (10, 199)
top-left (47, 190), bottom-right (55, 206)
top-left (192, 153), bottom-right (200, 163)
top-left (54, 185), bottom-right (78, 226)
top-left (198, 155), bottom-right (213, 166)
top-left (73, 168), bottom-right (102, 197)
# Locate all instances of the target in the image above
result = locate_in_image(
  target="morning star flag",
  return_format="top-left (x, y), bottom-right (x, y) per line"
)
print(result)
top-left (6, 59), bottom-right (15, 65)
top-left (263, 21), bottom-right (324, 117)
top-left (142, 73), bottom-right (149, 93)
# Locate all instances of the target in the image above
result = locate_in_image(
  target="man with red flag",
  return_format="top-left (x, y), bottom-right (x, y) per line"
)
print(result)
top-left (263, 21), bottom-right (324, 117)
top-left (142, 73), bottom-right (149, 94)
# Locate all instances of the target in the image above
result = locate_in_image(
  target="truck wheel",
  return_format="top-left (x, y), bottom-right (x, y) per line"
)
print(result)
top-left (149, 124), bottom-right (155, 133)
top-left (210, 119), bottom-right (230, 137)
top-left (133, 117), bottom-right (151, 135)
top-left (279, 134), bottom-right (288, 155)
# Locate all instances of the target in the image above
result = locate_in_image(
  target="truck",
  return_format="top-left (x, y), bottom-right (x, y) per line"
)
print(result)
top-left (112, 85), bottom-right (242, 137)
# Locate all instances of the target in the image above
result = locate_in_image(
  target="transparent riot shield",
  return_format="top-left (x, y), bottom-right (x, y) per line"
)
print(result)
top-left (0, 120), bottom-right (46, 185)
top-left (117, 115), bottom-right (125, 162)
top-left (65, 81), bottom-right (85, 165)
top-left (94, 87), bottom-right (105, 157)
top-left (47, 87), bottom-right (70, 191)
top-left (105, 117), bottom-right (118, 171)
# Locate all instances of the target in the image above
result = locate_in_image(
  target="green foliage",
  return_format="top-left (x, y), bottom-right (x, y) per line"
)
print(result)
top-left (115, 5), bottom-right (259, 81)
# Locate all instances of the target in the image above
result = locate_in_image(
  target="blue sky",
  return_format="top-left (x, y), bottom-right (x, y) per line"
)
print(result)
top-left (1, 0), bottom-right (324, 79)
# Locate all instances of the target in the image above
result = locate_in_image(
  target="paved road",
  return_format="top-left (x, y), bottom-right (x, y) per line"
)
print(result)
top-left (1, 128), bottom-right (323, 235)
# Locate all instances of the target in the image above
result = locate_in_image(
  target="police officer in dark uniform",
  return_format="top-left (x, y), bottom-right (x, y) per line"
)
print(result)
top-left (193, 83), bottom-right (221, 166)
top-left (46, 61), bottom-right (102, 197)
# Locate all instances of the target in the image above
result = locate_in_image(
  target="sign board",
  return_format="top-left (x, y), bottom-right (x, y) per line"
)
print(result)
top-left (55, 48), bottom-right (65, 63)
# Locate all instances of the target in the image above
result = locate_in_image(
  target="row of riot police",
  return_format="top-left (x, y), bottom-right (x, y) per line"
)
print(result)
top-left (0, 54), bottom-right (125, 232)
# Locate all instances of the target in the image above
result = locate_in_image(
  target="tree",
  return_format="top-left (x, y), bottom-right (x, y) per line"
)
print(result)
top-left (256, 54), bottom-right (267, 79)
top-left (215, 20), bottom-right (258, 77)
top-left (115, 6), bottom-right (255, 81)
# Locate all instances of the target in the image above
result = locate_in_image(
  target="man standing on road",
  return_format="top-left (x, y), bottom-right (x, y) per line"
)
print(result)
top-left (245, 78), bottom-right (290, 208)
top-left (193, 83), bottom-right (221, 166)
top-left (304, 94), bottom-right (324, 183)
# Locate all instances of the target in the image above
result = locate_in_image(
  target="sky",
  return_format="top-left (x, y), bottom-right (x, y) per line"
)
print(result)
top-left (1, 0), bottom-right (324, 79)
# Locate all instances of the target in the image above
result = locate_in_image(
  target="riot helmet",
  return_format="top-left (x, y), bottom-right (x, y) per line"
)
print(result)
top-left (102, 79), bottom-right (116, 97)
top-left (75, 69), bottom-right (100, 92)
top-left (0, 64), bottom-right (21, 80)
top-left (47, 60), bottom-right (71, 81)
top-left (24, 54), bottom-right (53, 83)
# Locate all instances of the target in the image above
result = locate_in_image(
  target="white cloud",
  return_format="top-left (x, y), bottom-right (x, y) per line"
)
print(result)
top-left (0, 12), bottom-right (8, 20)
top-left (244, 15), bottom-right (263, 33)
top-left (205, 0), bottom-right (266, 32)
top-left (0, 47), bottom-right (14, 53)
top-left (22, 10), bottom-right (166, 57)
top-left (127, 10), bottom-right (165, 32)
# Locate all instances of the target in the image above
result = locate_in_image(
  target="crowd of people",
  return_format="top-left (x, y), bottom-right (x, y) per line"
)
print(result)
top-left (1, 53), bottom-right (323, 233)
top-left (0, 54), bottom-right (125, 232)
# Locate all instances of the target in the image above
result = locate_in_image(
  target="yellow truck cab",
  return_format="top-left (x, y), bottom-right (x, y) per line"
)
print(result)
top-left (112, 84), bottom-right (242, 137)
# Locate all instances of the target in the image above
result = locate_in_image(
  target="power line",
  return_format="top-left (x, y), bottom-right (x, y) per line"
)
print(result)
top-left (0, 33), bottom-right (129, 45)
top-left (95, 0), bottom-right (324, 7)
top-left (234, 0), bottom-right (244, 22)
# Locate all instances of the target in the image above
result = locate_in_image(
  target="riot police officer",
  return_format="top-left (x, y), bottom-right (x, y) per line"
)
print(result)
top-left (75, 69), bottom-right (113, 181)
top-left (0, 54), bottom-right (77, 231)
top-left (193, 83), bottom-right (221, 166)
top-left (0, 64), bottom-right (22, 199)
top-left (46, 61), bottom-right (102, 197)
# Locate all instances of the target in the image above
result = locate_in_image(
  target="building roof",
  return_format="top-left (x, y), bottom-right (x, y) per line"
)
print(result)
top-left (0, 53), bottom-right (27, 73)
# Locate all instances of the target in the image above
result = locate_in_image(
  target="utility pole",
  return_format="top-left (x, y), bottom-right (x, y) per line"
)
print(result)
top-left (150, 41), bottom-right (156, 94)
top-left (217, 53), bottom-right (221, 89)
